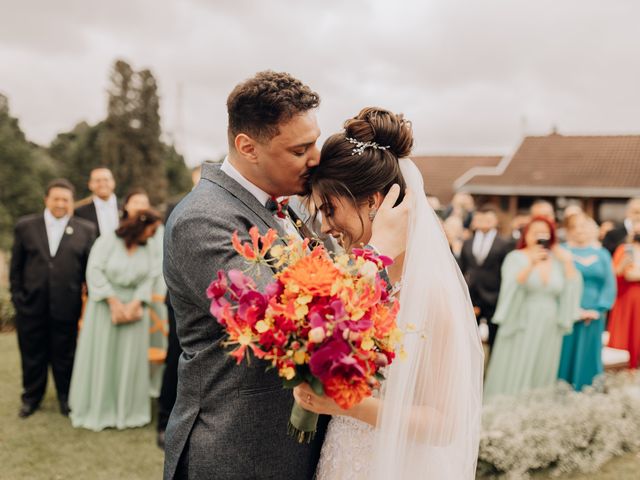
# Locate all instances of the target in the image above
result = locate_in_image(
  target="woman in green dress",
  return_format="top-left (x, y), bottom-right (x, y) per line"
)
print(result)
top-left (484, 216), bottom-right (582, 402)
top-left (69, 210), bottom-right (163, 431)
top-left (121, 188), bottom-right (167, 397)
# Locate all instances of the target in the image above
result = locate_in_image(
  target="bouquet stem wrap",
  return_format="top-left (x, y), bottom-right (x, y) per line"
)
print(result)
top-left (288, 401), bottom-right (319, 443)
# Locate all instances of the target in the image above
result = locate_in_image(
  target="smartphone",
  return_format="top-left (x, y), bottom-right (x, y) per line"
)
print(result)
top-left (536, 237), bottom-right (551, 249)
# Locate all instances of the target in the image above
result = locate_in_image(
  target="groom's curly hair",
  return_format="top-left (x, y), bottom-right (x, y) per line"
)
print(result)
top-left (227, 71), bottom-right (320, 145)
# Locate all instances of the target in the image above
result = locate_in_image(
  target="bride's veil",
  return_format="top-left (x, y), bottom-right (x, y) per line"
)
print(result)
top-left (371, 158), bottom-right (484, 479)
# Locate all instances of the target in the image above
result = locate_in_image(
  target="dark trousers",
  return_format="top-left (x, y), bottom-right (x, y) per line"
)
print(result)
top-left (476, 304), bottom-right (499, 351)
top-left (15, 311), bottom-right (78, 405)
top-left (158, 300), bottom-right (182, 431)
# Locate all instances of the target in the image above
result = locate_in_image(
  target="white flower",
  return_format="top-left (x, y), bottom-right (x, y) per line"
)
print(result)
top-left (65, 226), bottom-right (74, 235)
top-left (358, 260), bottom-right (378, 282)
top-left (308, 327), bottom-right (325, 343)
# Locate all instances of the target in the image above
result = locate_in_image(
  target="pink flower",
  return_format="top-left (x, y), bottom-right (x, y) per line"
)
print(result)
top-left (210, 297), bottom-right (232, 324)
top-left (309, 337), bottom-right (364, 382)
top-left (308, 299), bottom-right (347, 330)
top-left (237, 290), bottom-right (268, 326)
top-left (352, 247), bottom-right (393, 269)
top-left (228, 269), bottom-right (255, 297)
top-left (206, 271), bottom-right (228, 299)
top-left (265, 281), bottom-right (283, 298)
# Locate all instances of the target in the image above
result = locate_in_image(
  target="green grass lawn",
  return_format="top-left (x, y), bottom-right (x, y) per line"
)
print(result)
top-left (1, 331), bottom-right (639, 480)
top-left (0, 332), bottom-right (163, 480)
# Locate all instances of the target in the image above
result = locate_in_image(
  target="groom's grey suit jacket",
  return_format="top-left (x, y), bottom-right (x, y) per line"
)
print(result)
top-left (163, 162), bottom-right (326, 480)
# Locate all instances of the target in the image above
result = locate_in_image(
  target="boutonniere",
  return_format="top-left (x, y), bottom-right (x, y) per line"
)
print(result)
top-left (65, 226), bottom-right (74, 235)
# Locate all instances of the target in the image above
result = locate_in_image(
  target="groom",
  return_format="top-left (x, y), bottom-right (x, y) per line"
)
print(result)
top-left (163, 71), bottom-right (404, 479)
top-left (163, 71), bottom-right (325, 480)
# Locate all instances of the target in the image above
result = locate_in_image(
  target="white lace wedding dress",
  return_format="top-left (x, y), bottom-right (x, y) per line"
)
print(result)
top-left (316, 416), bottom-right (375, 480)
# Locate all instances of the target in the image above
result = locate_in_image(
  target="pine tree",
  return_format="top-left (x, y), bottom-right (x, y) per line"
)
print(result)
top-left (100, 60), bottom-right (168, 204)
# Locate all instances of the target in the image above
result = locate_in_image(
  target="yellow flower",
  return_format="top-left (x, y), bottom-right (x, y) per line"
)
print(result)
top-left (270, 245), bottom-right (284, 258)
top-left (399, 348), bottom-right (407, 361)
top-left (280, 366), bottom-right (296, 380)
top-left (293, 350), bottom-right (306, 365)
top-left (238, 333), bottom-right (252, 346)
top-left (361, 337), bottom-right (374, 351)
top-left (255, 320), bottom-right (270, 333)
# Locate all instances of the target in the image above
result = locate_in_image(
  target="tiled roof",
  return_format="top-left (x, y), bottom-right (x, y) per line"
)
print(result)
top-left (412, 156), bottom-right (503, 203)
top-left (460, 134), bottom-right (640, 197)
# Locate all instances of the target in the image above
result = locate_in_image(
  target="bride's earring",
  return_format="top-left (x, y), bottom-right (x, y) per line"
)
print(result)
top-left (368, 208), bottom-right (377, 221)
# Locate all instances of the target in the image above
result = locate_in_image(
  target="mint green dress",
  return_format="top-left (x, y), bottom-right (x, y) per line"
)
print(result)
top-left (484, 250), bottom-right (582, 402)
top-left (69, 232), bottom-right (164, 431)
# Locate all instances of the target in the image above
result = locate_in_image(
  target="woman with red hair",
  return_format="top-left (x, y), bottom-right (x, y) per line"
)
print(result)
top-left (484, 216), bottom-right (582, 401)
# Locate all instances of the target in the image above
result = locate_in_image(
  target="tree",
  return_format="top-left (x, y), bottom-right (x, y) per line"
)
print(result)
top-left (48, 121), bottom-right (103, 200)
top-left (100, 60), bottom-right (167, 204)
top-left (0, 94), bottom-right (55, 249)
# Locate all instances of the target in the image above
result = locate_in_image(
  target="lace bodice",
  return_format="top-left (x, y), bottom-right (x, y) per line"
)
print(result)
top-left (315, 415), bottom-right (375, 480)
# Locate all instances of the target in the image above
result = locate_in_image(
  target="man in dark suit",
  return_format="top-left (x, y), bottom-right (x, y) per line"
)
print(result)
top-left (10, 179), bottom-right (96, 418)
top-left (459, 205), bottom-right (513, 351)
top-left (603, 197), bottom-right (640, 255)
top-left (157, 164), bottom-right (201, 449)
top-left (74, 166), bottom-right (119, 236)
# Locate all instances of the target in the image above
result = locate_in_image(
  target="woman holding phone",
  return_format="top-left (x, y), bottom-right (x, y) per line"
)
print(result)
top-left (607, 222), bottom-right (640, 368)
top-left (484, 216), bottom-right (583, 401)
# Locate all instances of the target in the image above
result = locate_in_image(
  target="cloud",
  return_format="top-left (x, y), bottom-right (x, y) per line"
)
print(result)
top-left (0, 0), bottom-right (639, 165)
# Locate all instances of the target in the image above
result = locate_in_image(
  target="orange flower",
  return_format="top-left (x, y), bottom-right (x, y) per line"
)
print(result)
top-left (371, 300), bottom-right (400, 337)
top-left (340, 280), bottom-right (381, 320)
top-left (231, 227), bottom-right (279, 261)
top-left (324, 376), bottom-right (372, 410)
top-left (278, 247), bottom-right (343, 297)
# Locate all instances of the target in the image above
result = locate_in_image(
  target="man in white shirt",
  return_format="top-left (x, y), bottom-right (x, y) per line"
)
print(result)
top-left (75, 167), bottom-right (120, 236)
top-left (459, 205), bottom-right (513, 350)
top-left (10, 179), bottom-right (96, 418)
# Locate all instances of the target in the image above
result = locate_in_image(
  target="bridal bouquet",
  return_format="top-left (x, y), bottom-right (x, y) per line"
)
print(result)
top-left (207, 227), bottom-right (402, 442)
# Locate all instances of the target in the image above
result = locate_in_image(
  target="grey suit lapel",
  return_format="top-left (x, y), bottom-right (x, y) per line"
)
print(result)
top-left (200, 162), bottom-right (284, 236)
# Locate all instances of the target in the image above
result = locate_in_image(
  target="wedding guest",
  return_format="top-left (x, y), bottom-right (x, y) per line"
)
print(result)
top-left (558, 214), bottom-right (616, 390)
top-left (530, 199), bottom-right (556, 223)
top-left (557, 203), bottom-right (583, 243)
top-left (9, 179), bottom-right (96, 418)
top-left (459, 205), bottom-right (514, 350)
top-left (606, 222), bottom-right (640, 368)
top-left (484, 216), bottom-right (582, 401)
top-left (444, 192), bottom-right (475, 230)
top-left (443, 215), bottom-right (464, 262)
top-left (75, 166), bottom-right (120, 236)
top-left (599, 220), bottom-right (615, 244)
top-left (509, 210), bottom-right (530, 244)
top-left (69, 210), bottom-right (163, 430)
top-left (121, 188), bottom-right (168, 398)
top-left (603, 197), bottom-right (640, 255)
top-left (156, 164), bottom-right (202, 449)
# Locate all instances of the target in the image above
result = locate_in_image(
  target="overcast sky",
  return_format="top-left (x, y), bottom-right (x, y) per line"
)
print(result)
top-left (1, 0), bottom-right (639, 166)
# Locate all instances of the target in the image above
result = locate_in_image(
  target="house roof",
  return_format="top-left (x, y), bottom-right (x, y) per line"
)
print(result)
top-left (412, 155), bottom-right (503, 203)
top-left (458, 134), bottom-right (640, 198)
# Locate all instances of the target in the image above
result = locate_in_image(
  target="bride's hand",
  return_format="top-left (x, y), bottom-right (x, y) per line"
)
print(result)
top-left (369, 184), bottom-right (413, 260)
top-left (293, 383), bottom-right (346, 416)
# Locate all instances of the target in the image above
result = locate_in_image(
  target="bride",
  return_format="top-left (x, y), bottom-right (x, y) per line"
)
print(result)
top-left (293, 107), bottom-right (484, 479)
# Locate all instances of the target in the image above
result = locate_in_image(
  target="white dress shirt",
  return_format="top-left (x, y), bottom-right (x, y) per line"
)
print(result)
top-left (93, 194), bottom-right (119, 235)
top-left (44, 209), bottom-right (70, 257)
top-left (472, 228), bottom-right (497, 265)
top-left (220, 158), bottom-right (302, 239)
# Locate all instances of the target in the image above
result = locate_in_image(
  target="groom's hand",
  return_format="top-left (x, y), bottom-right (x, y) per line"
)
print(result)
top-left (369, 184), bottom-right (413, 259)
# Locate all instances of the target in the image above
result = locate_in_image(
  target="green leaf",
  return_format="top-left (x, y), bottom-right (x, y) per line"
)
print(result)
top-left (283, 377), bottom-right (304, 389)
top-left (310, 376), bottom-right (325, 396)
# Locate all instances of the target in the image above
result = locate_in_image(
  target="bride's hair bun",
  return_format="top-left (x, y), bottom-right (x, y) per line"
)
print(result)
top-left (343, 107), bottom-right (414, 159)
